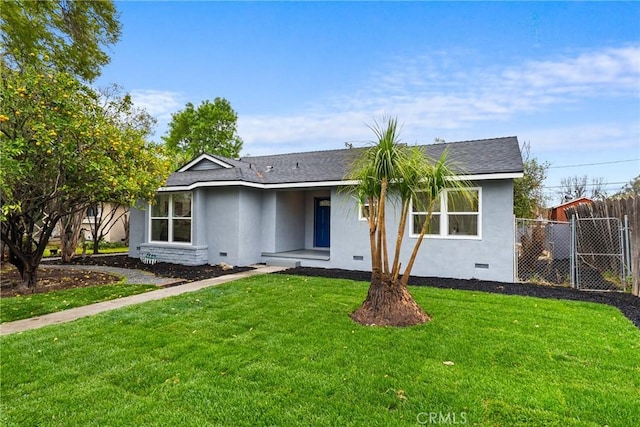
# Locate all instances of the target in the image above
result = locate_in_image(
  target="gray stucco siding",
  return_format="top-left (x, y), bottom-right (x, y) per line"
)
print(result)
top-left (237, 189), bottom-right (264, 264)
top-left (327, 180), bottom-right (515, 282)
top-left (129, 178), bottom-right (516, 282)
top-left (275, 191), bottom-right (305, 252)
top-left (203, 187), bottom-right (241, 266)
top-left (128, 203), bottom-right (147, 258)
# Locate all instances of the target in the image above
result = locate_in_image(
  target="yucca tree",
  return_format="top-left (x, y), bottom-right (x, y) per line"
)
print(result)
top-left (346, 117), bottom-right (471, 326)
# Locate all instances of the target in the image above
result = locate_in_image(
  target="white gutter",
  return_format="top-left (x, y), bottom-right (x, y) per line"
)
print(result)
top-left (157, 173), bottom-right (522, 192)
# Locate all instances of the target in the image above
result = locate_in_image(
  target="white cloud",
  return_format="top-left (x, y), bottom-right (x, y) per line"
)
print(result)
top-left (128, 90), bottom-right (186, 139)
top-left (239, 45), bottom-right (639, 154)
top-left (129, 89), bottom-right (185, 120)
top-left (519, 122), bottom-right (640, 153)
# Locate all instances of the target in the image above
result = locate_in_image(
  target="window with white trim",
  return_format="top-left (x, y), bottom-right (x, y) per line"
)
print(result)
top-left (150, 192), bottom-right (192, 243)
top-left (411, 188), bottom-right (480, 238)
top-left (359, 202), bottom-right (370, 221)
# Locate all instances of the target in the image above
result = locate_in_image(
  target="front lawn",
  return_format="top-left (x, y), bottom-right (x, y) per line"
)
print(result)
top-left (1, 274), bottom-right (638, 426)
top-left (0, 284), bottom-right (158, 323)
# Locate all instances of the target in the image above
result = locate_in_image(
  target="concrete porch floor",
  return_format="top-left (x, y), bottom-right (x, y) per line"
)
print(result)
top-left (261, 249), bottom-right (330, 261)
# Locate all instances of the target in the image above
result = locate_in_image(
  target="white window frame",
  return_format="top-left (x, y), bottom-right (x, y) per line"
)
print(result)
top-left (358, 201), bottom-right (370, 221)
top-left (410, 187), bottom-right (481, 240)
top-left (149, 192), bottom-right (193, 244)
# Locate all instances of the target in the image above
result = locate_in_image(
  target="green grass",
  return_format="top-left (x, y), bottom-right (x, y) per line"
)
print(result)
top-left (1, 274), bottom-right (638, 426)
top-left (0, 284), bottom-right (158, 323)
top-left (43, 246), bottom-right (129, 257)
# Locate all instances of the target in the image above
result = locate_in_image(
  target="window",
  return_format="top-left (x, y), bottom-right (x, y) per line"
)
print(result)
top-left (359, 202), bottom-right (370, 221)
top-left (411, 188), bottom-right (480, 238)
top-left (150, 192), bottom-right (192, 243)
top-left (85, 205), bottom-right (101, 219)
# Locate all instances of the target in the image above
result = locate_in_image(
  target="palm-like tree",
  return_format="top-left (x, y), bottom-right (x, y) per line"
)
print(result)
top-left (345, 117), bottom-right (471, 326)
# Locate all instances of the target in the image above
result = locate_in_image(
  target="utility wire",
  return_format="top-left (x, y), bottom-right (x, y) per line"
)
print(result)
top-left (542, 181), bottom-right (627, 189)
top-left (548, 159), bottom-right (640, 169)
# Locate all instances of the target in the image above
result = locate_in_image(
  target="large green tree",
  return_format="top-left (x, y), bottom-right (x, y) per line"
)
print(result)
top-left (513, 142), bottom-right (549, 218)
top-left (56, 85), bottom-right (161, 261)
top-left (345, 117), bottom-right (471, 327)
top-left (163, 98), bottom-right (243, 165)
top-left (0, 0), bottom-right (121, 82)
top-left (0, 63), bottom-right (168, 292)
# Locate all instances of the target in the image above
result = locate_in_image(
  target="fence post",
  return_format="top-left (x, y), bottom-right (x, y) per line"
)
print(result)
top-left (632, 197), bottom-right (640, 297)
top-left (623, 215), bottom-right (631, 290)
top-left (570, 215), bottom-right (576, 288)
top-left (513, 215), bottom-right (517, 283)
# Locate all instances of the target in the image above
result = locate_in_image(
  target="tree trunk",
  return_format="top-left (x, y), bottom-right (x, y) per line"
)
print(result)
top-left (17, 266), bottom-right (38, 294)
top-left (10, 254), bottom-right (37, 294)
top-left (351, 274), bottom-right (430, 327)
top-left (60, 211), bottom-right (84, 262)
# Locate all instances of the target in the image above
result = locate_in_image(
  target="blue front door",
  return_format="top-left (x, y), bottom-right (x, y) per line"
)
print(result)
top-left (314, 198), bottom-right (331, 248)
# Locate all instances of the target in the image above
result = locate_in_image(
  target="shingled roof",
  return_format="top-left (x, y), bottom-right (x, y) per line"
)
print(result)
top-left (163, 136), bottom-right (523, 189)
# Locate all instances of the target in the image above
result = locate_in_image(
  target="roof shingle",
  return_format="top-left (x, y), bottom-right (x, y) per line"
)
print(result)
top-left (164, 136), bottom-right (523, 188)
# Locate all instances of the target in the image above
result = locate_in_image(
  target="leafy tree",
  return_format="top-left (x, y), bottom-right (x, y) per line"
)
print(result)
top-left (163, 98), bottom-right (243, 166)
top-left (55, 85), bottom-right (159, 260)
top-left (0, 63), bottom-right (169, 292)
top-left (614, 175), bottom-right (640, 197)
top-left (344, 117), bottom-right (471, 327)
top-left (0, 0), bottom-right (121, 82)
top-left (558, 175), bottom-right (605, 203)
top-left (513, 142), bottom-right (549, 218)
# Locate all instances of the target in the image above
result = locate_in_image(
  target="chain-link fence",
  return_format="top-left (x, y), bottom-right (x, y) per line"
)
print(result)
top-left (573, 217), bottom-right (628, 291)
top-left (515, 219), bottom-right (571, 286)
top-left (516, 217), bottom-right (630, 291)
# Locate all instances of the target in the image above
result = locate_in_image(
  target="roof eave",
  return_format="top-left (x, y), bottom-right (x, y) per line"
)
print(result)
top-left (158, 172), bottom-right (522, 192)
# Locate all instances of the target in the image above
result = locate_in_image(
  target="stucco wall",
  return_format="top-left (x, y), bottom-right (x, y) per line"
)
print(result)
top-left (203, 187), bottom-right (240, 265)
top-left (129, 180), bottom-right (516, 282)
top-left (323, 180), bottom-right (516, 282)
top-left (275, 191), bottom-right (305, 252)
top-left (128, 202), bottom-right (147, 258)
top-left (238, 189), bottom-right (264, 264)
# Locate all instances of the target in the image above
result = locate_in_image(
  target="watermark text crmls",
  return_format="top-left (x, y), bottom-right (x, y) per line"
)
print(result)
top-left (416, 411), bottom-right (468, 425)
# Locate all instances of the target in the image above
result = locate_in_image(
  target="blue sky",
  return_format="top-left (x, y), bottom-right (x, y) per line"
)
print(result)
top-left (96, 1), bottom-right (640, 204)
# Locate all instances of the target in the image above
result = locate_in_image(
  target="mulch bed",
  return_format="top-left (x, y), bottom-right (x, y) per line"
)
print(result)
top-left (273, 267), bottom-right (640, 329)
top-left (47, 254), bottom-right (254, 282)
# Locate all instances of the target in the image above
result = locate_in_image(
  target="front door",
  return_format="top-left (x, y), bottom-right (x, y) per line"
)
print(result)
top-left (314, 198), bottom-right (331, 248)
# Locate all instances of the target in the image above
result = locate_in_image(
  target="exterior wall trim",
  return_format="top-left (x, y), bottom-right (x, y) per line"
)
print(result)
top-left (178, 153), bottom-right (233, 172)
top-left (158, 172), bottom-right (522, 192)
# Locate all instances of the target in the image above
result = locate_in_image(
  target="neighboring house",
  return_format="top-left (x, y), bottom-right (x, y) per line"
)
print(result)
top-left (548, 197), bottom-right (593, 222)
top-left (129, 136), bottom-right (524, 282)
top-left (82, 203), bottom-right (129, 243)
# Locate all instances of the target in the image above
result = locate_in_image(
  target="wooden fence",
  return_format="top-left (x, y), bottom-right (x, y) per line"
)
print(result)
top-left (565, 196), bottom-right (639, 296)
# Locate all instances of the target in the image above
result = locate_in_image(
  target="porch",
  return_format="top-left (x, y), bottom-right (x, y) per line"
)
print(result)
top-left (261, 249), bottom-right (330, 268)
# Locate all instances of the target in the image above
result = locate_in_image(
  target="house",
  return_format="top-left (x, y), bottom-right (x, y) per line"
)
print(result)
top-left (129, 136), bottom-right (524, 282)
top-left (82, 203), bottom-right (129, 243)
top-left (548, 197), bottom-right (593, 222)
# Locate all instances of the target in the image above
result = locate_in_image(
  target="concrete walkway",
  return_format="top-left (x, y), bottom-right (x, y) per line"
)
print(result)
top-left (1, 265), bottom-right (287, 336)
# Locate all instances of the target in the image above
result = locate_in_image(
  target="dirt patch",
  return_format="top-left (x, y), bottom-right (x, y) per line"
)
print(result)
top-left (2, 255), bottom-right (253, 297)
top-left (1, 264), bottom-right (123, 297)
top-left (274, 267), bottom-right (640, 329)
